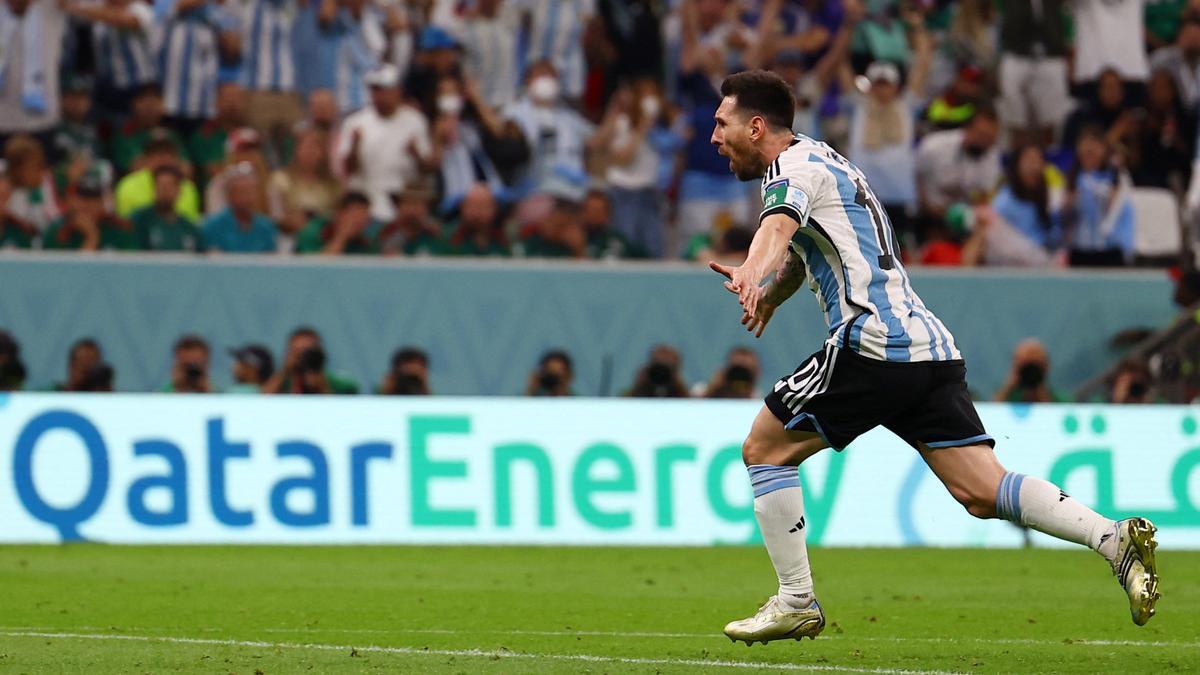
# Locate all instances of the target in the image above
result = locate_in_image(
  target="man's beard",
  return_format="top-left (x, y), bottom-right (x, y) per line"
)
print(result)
top-left (731, 153), bottom-right (768, 181)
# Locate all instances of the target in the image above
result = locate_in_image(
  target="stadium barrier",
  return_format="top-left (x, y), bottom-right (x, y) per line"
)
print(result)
top-left (2, 393), bottom-right (1196, 548)
top-left (0, 254), bottom-right (1177, 397)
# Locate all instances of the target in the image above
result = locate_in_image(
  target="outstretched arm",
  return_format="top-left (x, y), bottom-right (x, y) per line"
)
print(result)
top-left (709, 212), bottom-right (801, 336)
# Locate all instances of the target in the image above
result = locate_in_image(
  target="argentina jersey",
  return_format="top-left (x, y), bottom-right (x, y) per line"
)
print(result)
top-left (760, 135), bottom-right (961, 363)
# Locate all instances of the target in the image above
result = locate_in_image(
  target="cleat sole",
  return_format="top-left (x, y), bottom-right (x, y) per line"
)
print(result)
top-left (1127, 518), bottom-right (1160, 626)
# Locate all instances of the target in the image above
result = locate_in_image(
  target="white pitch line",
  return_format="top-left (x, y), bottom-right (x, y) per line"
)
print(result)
top-left (2, 626), bottom-right (1197, 649)
top-left (0, 630), bottom-right (955, 675)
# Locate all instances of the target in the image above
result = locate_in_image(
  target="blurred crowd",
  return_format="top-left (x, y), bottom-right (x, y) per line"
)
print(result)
top-left (2, 0), bottom-right (1200, 267)
top-left (1, 325), bottom-right (1183, 402)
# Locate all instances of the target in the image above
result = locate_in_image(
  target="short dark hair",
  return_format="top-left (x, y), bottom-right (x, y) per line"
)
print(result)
top-left (69, 337), bottom-right (100, 360)
top-left (290, 326), bottom-right (321, 343)
top-left (539, 349), bottom-right (573, 374)
top-left (391, 346), bottom-right (429, 370)
top-left (152, 164), bottom-right (184, 183)
top-left (719, 70), bottom-right (796, 131)
top-left (174, 333), bottom-right (209, 354)
top-left (968, 102), bottom-right (999, 125)
top-left (339, 191), bottom-right (371, 210)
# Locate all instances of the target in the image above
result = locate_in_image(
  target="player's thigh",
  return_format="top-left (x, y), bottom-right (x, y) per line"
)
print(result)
top-left (743, 404), bottom-right (829, 467)
top-left (918, 442), bottom-right (1007, 514)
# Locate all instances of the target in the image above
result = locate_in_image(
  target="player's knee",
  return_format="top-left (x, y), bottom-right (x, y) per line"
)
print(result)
top-left (948, 484), bottom-right (998, 520)
top-left (741, 436), bottom-right (782, 466)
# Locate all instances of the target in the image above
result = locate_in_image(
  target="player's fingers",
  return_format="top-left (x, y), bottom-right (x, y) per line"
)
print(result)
top-left (723, 281), bottom-right (739, 294)
top-left (708, 261), bottom-right (733, 279)
top-left (740, 311), bottom-right (751, 325)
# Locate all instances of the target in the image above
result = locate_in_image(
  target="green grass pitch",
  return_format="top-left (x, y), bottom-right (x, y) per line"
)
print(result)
top-left (0, 545), bottom-right (1196, 673)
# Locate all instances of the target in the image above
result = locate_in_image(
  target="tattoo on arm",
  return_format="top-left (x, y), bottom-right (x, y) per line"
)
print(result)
top-left (762, 248), bottom-right (806, 307)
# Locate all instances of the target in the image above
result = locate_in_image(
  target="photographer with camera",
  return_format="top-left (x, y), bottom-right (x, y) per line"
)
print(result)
top-left (628, 344), bottom-right (689, 399)
top-left (55, 338), bottom-right (113, 392)
top-left (262, 326), bottom-right (359, 395)
top-left (525, 349), bottom-right (574, 397)
top-left (994, 338), bottom-right (1068, 403)
top-left (696, 346), bottom-right (761, 399)
top-left (1109, 359), bottom-right (1156, 404)
top-left (0, 330), bottom-right (27, 391)
top-left (227, 344), bottom-right (275, 394)
top-left (163, 334), bottom-right (213, 393)
top-left (379, 347), bottom-right (432, 395)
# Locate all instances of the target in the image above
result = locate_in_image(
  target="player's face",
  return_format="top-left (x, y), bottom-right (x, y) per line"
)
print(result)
top-left (712, 97), bottom-right (768, 181)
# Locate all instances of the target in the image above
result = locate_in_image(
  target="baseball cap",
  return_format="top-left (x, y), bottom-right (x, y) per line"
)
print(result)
top-left (228, 344), bottom-right (274, 382)
top-left (419, 25), bottom-right (460, 51)
top-left (364, 64), bottom-right (402, 89)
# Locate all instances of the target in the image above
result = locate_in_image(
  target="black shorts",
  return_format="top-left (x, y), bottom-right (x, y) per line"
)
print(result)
top-left (764, 343), bottom-right (993, 451)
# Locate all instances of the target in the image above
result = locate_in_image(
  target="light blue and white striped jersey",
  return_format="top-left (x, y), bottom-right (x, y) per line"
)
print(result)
top-left (761, 134), bottom-right (961, 363)
top-left (93, 1), bottom-right (157, 90)
top-left (519, 0), bottom-right (593, 99)
top-left (241, 0), bottom-right (295, 92)
top-left (156, 0), bottom-right (219, 119)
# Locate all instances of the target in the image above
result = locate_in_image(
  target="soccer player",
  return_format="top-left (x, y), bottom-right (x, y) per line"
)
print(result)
top-left (706, 70), bottom-right (1160, 645)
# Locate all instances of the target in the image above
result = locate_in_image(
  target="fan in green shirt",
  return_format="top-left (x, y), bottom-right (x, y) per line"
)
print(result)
top-left (295, 191), bottom-right (382, 254)
top-left (440, 185), bottom-right (510, 257)
top-left (261, 327), bottom-right (360, 395)
top-left (580, 189), bottom-right (647, 260)
top-left (130, 165), bottom-right (202, 251)
top-left (42, 176), bottom-right (140, 251)
top-left (519, 198), bottom-right (586, 258)
top-left (378, 188), bottom-right (450, 255)
top-left (108, 87), bottom-right (187, 175)
top-left (0, 214), bottom-right (37, 249)
top-left (114, 131), bottom-right (201, 221)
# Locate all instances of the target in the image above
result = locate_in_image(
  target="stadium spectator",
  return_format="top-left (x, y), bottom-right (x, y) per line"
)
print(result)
top-left (267, 128), bottom-right (340, 243)
top-left (1109, 359), bottom-right (1156, 404)
top-left (200, 162), bottom-right (278, 253)
top-left (50, 75), bottom-right (110, 197)
top-left (994, 338), bottom-right (1067, 403)
top-left (1070, 0), bottom-right (1150, 97)
top-left (520, 192), bottom-right (587, 259)
top-left (594, 0), bottom-right (665, 87)
top-left (2, 135), bottom-right (59, 237)
top-left (228, 343), bottom-right (273, 393)
top-left (131, 165), bottom-right (202, 252)
top-left (262, 326), bottom-right (359, 394)
top-left (404, 25), bottom-right (465, 114)
top-left (56, 337), bottom-right (106, 391)
top-left (379, 346), bottom-right (431, 395)
top-left (187, 83), bottom-right (249, 190)
top-left (686, 224), bottom-right (754, 265)
top-left (61, 0), bottom-right (157, 115)
top-left (520, 0), bottom-right (597, 102)
top-left (943, 0), bottom-right (998, 70)
top-left (525, 349), bottom-right (574, 396)
top-left (305, 0), bottom-right (379, 115)
top-left (977, 144), bottom-right (1064, 267)
top-left (915, 106), bottom-right (1001, 239)
top-left (458, 0), bottom-right (520, 109)
top-left (504, 60), bottom-right (598, 197)
top-left (673, 0), bottom-right (758, 255)
top-left (1150, 11), bottom-right (1200, 110)
top-left (336, 64), bottom-right (433, 222)
top-left (695, 345), bottom-right (760, 399)
top-left (295, 191), bottom-right (380, 255)
top-left (0, 171), bottom-right (38, 248)
top-left (429, 74), bottom-right (511, 214)
top-left (157, 0), bottom-right (221, 133)
top-left (379, 184), bottom-right (444, 255)
top-left (1146, 0), bottom-right (1190, 50)
top-left (107, 86), bottom-right (184, 177)
top-left (996, 0), bottom-right (1071, 146)
top-left (628, 344), bottom-right (688, 398)
top-left (1062, 68), bottom-right (1138, 157)
top-left (1128, 69), bottom-right (1195, 190)
top-left (600, 79), bottom-right (670, 258)
top-left (442, 183), bottom-right (509, 257)
top-left (845, 51), bottom-right (931, 251)
top-left (0, 0), bottom-right (68, 144)
top-left (924, 63), bottom-right (986, 131)
top-left (163, 333), bottom-right (213, 393)
top-left (42, 173), bottom-right (138, 251)
top-left (1066, 129), bottom-right (1135, 267)
top-left (240, 0), bottom-right (301, 159)
top-left (202, 127), bottom-right (272, 216)
top-left (303, 89), bottom-right (341, 138)
top-left (581, 188), bottom-right (644, 260)
top-left (0, 330), bottom-right (27, 391)
top-left (114, 130), bottom-right (201, 221)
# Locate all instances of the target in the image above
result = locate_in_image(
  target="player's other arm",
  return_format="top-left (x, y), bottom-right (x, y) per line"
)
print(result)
top-left (709, 212), bottom-right (799, 333)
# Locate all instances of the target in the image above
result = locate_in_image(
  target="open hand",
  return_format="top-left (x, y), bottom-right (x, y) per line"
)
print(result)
top-left (710, 261), bottom-right (774, 337)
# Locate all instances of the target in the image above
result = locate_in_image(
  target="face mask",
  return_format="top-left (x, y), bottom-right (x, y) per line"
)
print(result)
top-left (639, 96), bottom-right (660, 119)
top-left (529, 76), bottom-right (560, 104)
top-left (437, 94), bottom-right (464, 116)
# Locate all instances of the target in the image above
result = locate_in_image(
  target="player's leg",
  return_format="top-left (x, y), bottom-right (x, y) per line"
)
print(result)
top-left (917, 442), bottom-right (1160, 625)
top-left (724, 404), bottom-right (829, 645)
